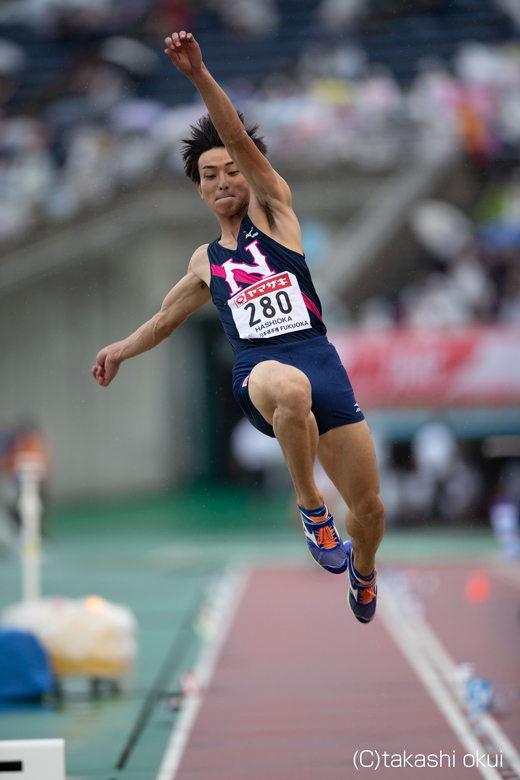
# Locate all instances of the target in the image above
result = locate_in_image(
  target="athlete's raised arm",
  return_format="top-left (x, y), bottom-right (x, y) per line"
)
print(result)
top-left (91, 246), bottom-right (211, 387)
top-left (164, 32), bottom-right (294, 218)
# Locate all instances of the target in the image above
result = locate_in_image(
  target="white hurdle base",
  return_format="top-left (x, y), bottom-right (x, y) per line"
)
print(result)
top-left (0, 740), bottom-right (65, 780)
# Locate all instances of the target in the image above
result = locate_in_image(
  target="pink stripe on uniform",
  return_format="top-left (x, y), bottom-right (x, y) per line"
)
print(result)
top-left (302, 293), bottom-right (323, 321)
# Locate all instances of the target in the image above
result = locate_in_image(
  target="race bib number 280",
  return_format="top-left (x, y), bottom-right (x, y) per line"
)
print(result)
top-left (228, 271), bottom-right (311, 340)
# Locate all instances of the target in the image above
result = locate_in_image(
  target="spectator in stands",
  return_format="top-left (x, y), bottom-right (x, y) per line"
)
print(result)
top-left (0, 38), bottom-right (25, 108)
top-left (61, 125), bottom-right (117, 207)
top-left (297, 41), bottom-right (366, 82)
top-left (316, 0), bottom-right (368, 35)
top-left (208, 0), bottom-right (280, 37)
top-left (407, 58), bottom-right (461, 142)
top-left (0, 117), bottom-right (55, 241)
top-left (410, 420), bottom-right (481, 524)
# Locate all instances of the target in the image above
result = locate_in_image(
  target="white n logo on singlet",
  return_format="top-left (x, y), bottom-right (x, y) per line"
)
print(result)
top-left (222, 240), bottom-right (276, 296)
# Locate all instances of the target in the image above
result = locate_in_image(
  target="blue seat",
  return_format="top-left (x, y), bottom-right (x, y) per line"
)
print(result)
top-left (0, 629), bottom-right (54, 702)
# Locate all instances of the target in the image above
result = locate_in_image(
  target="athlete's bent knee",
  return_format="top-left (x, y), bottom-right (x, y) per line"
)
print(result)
top-left (276, 374), bottom-right (312, 417)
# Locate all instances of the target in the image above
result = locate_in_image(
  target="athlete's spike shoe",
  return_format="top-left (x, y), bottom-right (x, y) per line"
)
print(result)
top-left (298, 505), bottom-right (348, 574)
top-left (345, 541), bottom-right (378, 623)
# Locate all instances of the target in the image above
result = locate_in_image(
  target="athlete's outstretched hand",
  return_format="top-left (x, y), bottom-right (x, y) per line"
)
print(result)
top-left (164, 31), bottom-right (203, 77)
top-left (91, 346), bottom-right (121, 387)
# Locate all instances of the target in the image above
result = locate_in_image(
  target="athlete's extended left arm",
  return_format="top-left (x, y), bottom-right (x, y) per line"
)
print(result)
top-left (164, 31), bottom-right (290, 209)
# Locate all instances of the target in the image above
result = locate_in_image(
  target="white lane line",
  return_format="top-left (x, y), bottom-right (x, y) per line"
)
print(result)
top-left (155, 567), bottom-right (249, 780)
top-left (379, 589), bottom-right (501, 780)
top-left (480, 713), bottom-right (520, 777)
top-left (415, 616), bottom-right (520, 777)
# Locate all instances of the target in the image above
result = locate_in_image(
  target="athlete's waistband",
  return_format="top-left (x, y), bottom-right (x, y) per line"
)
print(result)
top-left (234, 335), bottom-right (330, 363)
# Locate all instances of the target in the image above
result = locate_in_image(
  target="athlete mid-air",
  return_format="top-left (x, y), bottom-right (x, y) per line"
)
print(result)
top-left (92, 31), bottom-right (385, 623)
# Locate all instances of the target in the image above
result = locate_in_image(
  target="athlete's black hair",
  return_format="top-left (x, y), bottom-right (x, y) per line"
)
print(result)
top-left (182, 112), bottom-right (268, 184)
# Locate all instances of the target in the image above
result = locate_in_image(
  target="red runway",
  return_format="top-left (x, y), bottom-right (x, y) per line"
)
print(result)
top-left (167, 563), bottom-right (520, 780)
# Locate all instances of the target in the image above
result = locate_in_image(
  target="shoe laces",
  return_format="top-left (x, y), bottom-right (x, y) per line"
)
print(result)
top-left (358, 584), bottom-right (378, 605)
top-left (316, 525), bottom-right (338, 550)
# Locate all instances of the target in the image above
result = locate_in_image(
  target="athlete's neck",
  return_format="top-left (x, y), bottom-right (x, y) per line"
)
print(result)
top-left (216, 209), bottom-right (247, 250)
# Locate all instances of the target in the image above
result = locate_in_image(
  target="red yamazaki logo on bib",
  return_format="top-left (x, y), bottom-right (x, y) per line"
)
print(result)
top-left (232, 273), bottom-right (291, 308)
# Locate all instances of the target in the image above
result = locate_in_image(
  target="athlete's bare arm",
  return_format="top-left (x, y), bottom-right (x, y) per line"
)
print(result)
top-left (92, 245), bottom-right (211, 387)
top-left (164, 31), bottom-right (302, 252)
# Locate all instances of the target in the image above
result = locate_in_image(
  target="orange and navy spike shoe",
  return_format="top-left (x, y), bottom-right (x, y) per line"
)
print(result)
top-left (344, 541), bottom-right (378, 623)
top-left (298, 504), bottom-right (348, 574)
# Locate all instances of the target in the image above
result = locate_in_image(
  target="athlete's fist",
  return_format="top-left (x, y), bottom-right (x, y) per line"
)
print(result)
top-left (164, 31), bottom-right (203, 76)
top-left (91, 346), bottom-right (121, 387)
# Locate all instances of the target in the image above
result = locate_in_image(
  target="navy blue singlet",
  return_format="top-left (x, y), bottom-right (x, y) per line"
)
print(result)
top-left (207, 213), bottom-right (364, 437)
top-left (208, 213), bottom-right (326, 356)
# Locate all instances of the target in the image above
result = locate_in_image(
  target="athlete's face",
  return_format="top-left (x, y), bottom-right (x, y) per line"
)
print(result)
top-left (196, 148), bottom-right (250, 217)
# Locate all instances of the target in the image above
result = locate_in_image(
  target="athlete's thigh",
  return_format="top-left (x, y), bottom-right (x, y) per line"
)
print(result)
top-left (317, 420), bottom-right (381, 510)
top-left (248, 360), bottom-right (310, 426)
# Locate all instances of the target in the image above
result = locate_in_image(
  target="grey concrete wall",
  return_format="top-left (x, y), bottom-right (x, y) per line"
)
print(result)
top-left (0, 217), bottom-right (215, 499)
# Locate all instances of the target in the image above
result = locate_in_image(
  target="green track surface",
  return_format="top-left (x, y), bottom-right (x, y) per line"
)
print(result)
top-left (0, 486), bottom-right (498, 779)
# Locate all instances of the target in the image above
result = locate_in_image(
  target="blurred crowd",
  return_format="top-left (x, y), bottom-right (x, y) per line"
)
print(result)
top-left (357, 169), bottom-right (520, 330)
top-left (0, 0), bottom-right (278, 39)
top-left (1, 0), bottom-right (517, 38)
top-left (0, 0), bottom-right (519, 246)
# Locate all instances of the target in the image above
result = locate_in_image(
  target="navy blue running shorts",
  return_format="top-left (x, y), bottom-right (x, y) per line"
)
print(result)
top-left (232, 335), bottom-right (365, 438)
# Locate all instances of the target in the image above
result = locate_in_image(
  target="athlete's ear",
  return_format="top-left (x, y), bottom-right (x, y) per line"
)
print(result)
top-left (196, 182), bottom-right (204, 200)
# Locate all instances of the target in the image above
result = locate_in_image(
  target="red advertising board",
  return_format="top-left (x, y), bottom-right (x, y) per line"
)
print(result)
top-left (329, 325), bottom-right (520, 409)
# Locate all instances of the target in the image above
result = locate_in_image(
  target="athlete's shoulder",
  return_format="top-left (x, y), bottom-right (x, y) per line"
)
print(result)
top-left (190, 243), bottom-right (209, 260)
top-left (188, 244), bottom-right (210, 286)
